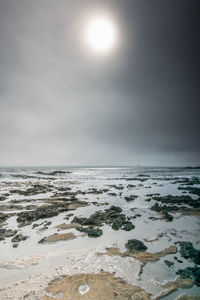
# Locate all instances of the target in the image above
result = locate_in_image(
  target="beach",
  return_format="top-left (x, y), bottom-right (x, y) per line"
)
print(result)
top-left (0, 167), bottom-right (199, 299)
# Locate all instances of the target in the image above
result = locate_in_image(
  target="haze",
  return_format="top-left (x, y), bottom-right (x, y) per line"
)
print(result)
top-left (0, 0), bottom-right (199, 167)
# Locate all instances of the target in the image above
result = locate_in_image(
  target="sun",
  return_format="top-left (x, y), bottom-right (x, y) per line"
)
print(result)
top-left (84, 16), bottom-right (117, 54)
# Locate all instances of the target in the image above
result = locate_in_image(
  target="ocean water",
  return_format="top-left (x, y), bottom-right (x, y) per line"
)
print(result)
top-left (0, 166), bottom-right (199, 299)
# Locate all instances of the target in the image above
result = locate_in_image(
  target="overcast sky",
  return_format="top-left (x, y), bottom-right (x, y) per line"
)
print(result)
top-left (0, 0), bottom-right (199, 167)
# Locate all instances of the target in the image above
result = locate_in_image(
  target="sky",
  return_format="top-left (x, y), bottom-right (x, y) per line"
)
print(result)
top-left (0, 0), bottom-right (199, 167)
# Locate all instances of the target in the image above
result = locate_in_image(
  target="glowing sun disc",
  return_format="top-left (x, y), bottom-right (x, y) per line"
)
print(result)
top-left (85, 16), bottom-right (117, 54)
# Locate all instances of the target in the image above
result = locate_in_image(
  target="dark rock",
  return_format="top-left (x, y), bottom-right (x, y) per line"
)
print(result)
top-left (77, 226), bottom-right (103, 237)
top-left (87, 188), bottom-right (109, 195)
top-left (108, 185), bottom-right (124, 190)
top-left (178, 241), bottom-right (200, 265)
top-left (0, 228), bottom-right (18, 240)
top-left (36, 170), bottom-right (71, 176)
top-left (112, 220), bottom-right (123, 231)
top-left (4, 229), bottom-right (17, 237)
top-left (178, 186), bottom-right (200, 196)
top-left (152, 195), bottom-right (200, 209)
top-left (146, 193), bottom-right (160, 197)
top-left (16, 199), bottom-right (86, 226)
top-left (45, 221), bottom-right (52, 226)
top-left (32, 223), bottom-right (40, 228)
top-left (10, 184), bottom-right (51, 196)
top-left (121, 222), bottom-right (135, 231)
top-left (127, 184), bottom-right (136, 189)
top-left (124, 195), bottom-right (138, 202)
top-left (0, 212), bottom-right (9, 225)
top-left (72, 206), bottom-right (134, 232)
top-left (0, 229), bottom-right (6, 241)
top-left (13, 243), bottom-right (18, 248)
top-left (145, 198), bottom-right (152, 202)
top-left (11, 234), bottom-right (29, 243)
top-left (17, 208), bottom-right (59, 226)
top-left (125, 239), bottom-right (147, 253)
top-left (108, 192), bottom-right (118, 197)
top-left (176, 266), bottom-right (200, 286)
top-left (162, 211), bottom-right (174, 222)
top-left (72, 214), bottom-right (102, 227)
top-left (129, 214), bottom-right (142, 220)
top-left (164, 260), bottom-right (174, 267)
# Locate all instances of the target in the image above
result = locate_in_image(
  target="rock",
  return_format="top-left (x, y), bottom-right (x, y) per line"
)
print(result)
top-left (146, 193), bottom-right (160, 197)
top-left (0, 229), bottom-right (6, 241)
top-left (72, 206), bottom-right (134, 232)
top-left (108, 192), bottom-right (117, 196)
top-left (32, 223), bottom-right (41, 228)
top-left (176, 266), bottom-right (200, 286)
top-left (4, 229), bottom-right (17, 237)
top-left (36, 170), bottom-right (71, 176)
top-left (152, 195), bottom-right (200, 209)
top-left (13, 243), bottom-right (18, 248)
top-left (111, 220), bottom-right (122, 230)
top-left (124, 195), bottom-right (138, 202)
top-left (127, 184), bottom-right (136, 188)
top-left (178, 241), bottom-right (200, 265)
top-left (121, 222), bottom-right (135, 231)
top-left (11, 234), bottom-right (28, 243)
top-left (17, 200), bottom-right (87, 226)
top-left (76, 226), bottom-right (103, 238)
top-left (162, 211), bottom-right (174, 222)
top-left (10, 184), bottom-right (51, 196)
top-left (125, 239), bottom-right (147, 253)
top-left (45, 221), bottom-right (51, 226)
top-left (129, 214), bottom-right (142, 219)
top-left (108, 185), bottom-right (124, 190)
top-left (164, 260), bottom-right (174, 267)
top-left (0, 229), bottom-right (18, 240)
top-left (0, 212), bottom-right (9, 226)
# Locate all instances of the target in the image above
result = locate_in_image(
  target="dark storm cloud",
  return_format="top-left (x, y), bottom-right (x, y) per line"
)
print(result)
top-left (0, 0), bottom-right (199, 166)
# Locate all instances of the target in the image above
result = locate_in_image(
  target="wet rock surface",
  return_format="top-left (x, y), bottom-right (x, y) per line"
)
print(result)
top-left (0, 212), bottom-right (10, 226)
top-left (178, 241), bottom-right (200, 265)
top-left (0, 229), bottom-right (18, 241)
top-left (10, 184), bottom-right (51, 196)
top-left (124, 195), bottom-right (138, 202)
top-left (164, 260), bottom-right (174, 267)
top-left (176, 266), bottom-right (200, 286)
top-left (76, 226), bottom-right (103, 237)
top-left (16, 199), bottom-right (87, 226)
top-left (72, 206), bottom-right (135, 232)
top-left (151, 195), bottom-right (200, 209)
top-left (11, 233), bottom-right (28, 243)
top-left (125, 239), bottom-right (148, 253)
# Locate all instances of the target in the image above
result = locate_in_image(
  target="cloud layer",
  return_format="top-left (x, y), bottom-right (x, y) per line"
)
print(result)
top-left (0, 0), bottom-right (199, 166)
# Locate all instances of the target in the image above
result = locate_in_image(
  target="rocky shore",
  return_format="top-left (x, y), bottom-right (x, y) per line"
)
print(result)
top-left (0, 167), bottom-right (199, 299)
